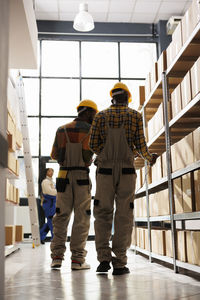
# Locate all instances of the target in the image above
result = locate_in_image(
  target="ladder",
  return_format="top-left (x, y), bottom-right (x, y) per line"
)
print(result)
top-left (16, 75), bottom-right (40, 247)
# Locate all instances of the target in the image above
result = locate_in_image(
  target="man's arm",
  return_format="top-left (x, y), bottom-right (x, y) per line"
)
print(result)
top-left (133, 113), bottom-right (154, 164)
top-left (89, 115), bottom-right (103, 155)
top-left (51, 130), bottom-right (59, 161)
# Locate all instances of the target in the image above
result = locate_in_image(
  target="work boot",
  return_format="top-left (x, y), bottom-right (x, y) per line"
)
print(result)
top-left (112, 267), bottom-right (130, 275)
top-left (71, 260), bottom-right (90, 270)
top-left (96, 261), bottom-right (111, 273)
top-left (51, 257), bottom-right (62, 269)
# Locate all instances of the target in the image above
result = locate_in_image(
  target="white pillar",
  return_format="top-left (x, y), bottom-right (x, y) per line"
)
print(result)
top-left (0, 0), bottom-right (9, 298)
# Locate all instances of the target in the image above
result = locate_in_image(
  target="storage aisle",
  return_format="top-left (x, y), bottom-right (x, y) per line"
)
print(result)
top-left (5, 241), bottom-right (200, 300)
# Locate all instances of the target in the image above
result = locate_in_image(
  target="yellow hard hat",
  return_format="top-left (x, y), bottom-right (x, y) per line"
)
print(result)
top-left (77, 99), bottom-right (98, 113)
top-left (110, 82), bottom-right (132, 103)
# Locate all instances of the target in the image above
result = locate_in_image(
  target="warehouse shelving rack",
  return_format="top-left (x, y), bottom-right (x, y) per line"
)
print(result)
top-left (133, 20), bottom-right (200, 273)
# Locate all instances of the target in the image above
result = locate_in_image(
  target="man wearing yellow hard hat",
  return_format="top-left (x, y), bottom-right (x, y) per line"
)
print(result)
top-left (50, 99), bottom-right (98, 270)
top-left (90, 82), bottom-right (157, 275)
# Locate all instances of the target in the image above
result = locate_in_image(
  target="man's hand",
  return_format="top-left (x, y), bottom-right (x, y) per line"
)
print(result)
top-left (149, 153), bottom-right (159, 166)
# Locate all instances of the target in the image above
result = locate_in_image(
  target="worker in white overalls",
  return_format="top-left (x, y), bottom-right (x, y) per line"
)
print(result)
top-left (40, 168), bottom-right (57, 244)
top-left (90, 83), bottom-right (158, 275)
top-left (50, 100), bottom-right (98, 270)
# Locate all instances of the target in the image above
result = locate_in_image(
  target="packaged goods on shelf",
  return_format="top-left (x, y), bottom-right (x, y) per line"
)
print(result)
top-left (131, 228), bottom-right (135, 245)
top-left (165, 230), bottom-right (173, 258)
top-left (15, 225), bottom-right (23, 242)
top-left (5, 225), bottom-right (15, 245)
top-left (172, 22), bottom-right (183, 59)
top-left (134, 86), bottom-right (145, 111)
top-left (7, 113), bottom-right (15, 136)
top-left (137, 228), bottom-right (145, 249)
top-left (193, 127), bottom-right (200, 161)
top-left (162, 152), bottom-right (167, 178)
top-left (144, 228), bottom-right (149, 250)
top-left (150, 62), bottom-right (158, 92)
top-left (171, 132), bottom-right (194, 172)
top-left (181, 71), bottom-right (192, 109)
top-left (151, 155), bottom-right (162, 182)
top-left (149, 190), bottom-right (169, 216)
top-left (190, 57), bottom-right (200, 99)
top-left (182, 173), bottom-right (193, 213)
top-left (136, 169), bottom-right (142, 191)
top-left (194, 170), bottom-right (200, 211)
top-left (16, 128), bottom-right (23, 148)
top-left (147, 103), bottom-right (164, 141)
top-left (16, 159), bottom-right (19, 176)
top-left (166, 42), bottom-right (174, 68)
top-left (173, 177), bottom-right (183, 214)
top-left (145, 72), bottom-right (151, 100)
top-left (171, 84), bottom-right (182, 119)
top-left (141, 166), bottom-right (152, 185)
top-left (186, 231), bottom-right (200, 265)
top-left (151, 229), bottom-right (166, 255)
top-left (157, 50), bottom-right (167, 81)
top-left (182, 0), bottom-right (200, 45)
top-left (7, 133), bottom-right (16, 152)
top-left (8, 151), bottom-right (16, 174)
top-left (135, 197), bottom-right (147, 217)
top-left (177, 231), bottom-right (187, 262)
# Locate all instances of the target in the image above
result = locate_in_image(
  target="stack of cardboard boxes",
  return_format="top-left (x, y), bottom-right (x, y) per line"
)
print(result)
top-left (6, 179), bottom-right (20, 204)
top-left (5, 225), bottom-right (23, 245)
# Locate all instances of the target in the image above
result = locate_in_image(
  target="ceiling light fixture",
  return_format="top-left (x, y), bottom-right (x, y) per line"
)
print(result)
top-left (73, 3), bottom-right (95, 32)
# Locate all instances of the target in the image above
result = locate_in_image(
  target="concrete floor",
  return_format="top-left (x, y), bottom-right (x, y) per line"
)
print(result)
top-left (4, 241), bottom-right (200, 300)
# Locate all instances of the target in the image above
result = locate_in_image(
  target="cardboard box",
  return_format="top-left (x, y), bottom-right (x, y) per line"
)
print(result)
top-left (151, 229), bottom-right (166, 255)
top-left (144, 228), bottom-right (149, 251)
top-left (172, 22), bottom-right (183, 59)
top-left (171, 84), bottom-right (182, 119)
top-left (134, 86), bottom-right (145, 111)
top-left (7, 134), bottom-right (16, 152)
top-left (16, 128), bottom-right (23, 148)
top-left (166, 42), bottom-right (174, 68)
top-left (142, 166), bottom-right (152, 185)
top-left (140, 228), bottom-right (145, 249)
top-left (177, 231), bottom-right (187, 262)
top-left (15, 225), bottom-right (23, 242)
top-left (7, 113), bottom-right (15, 135)
top-left (145, 72), bottom-right (151, 100)
top-left (8, 152), bottom-right (16, 174)
top-left (181, 71), bottom-right (192, 109)
top-left (157, 50), bottom-right (167, 81)
top-left (150, 62), bottom-right (158, 91)
top-left (194, 170), bottom-right (200, 211)
top-left (149, 193), bottom-right (159, 217)
top-left (157, 189), bottom-right (170, 216)
top-left (173, 177), bottom-right (183, 214)
top-left (165, 230), bottom-right (173, 257)
top-left (16, 188), bottom-right (20, 205)
top-left (136, 228), bottom-right (140, 247)
top-left (136, 169), bottom-right (142, 191)
top-left (16, 159), bottom-right (19, 176)
top-left (5, 225), bottom-right (15, 245)
top-left (131, 227), bottom-right (136, 245)
top-left (162, 152), bottom-right (167, 178)
top-left (190, 57), bottom-right (200, 99)
top-left (182, 0), bottom-right (200, 44)
top-left (182, 173), bottom-right (193, 213)
top-left (147, 102), bottom-right (164, 141)
top-left (171, 133), bottom-right (194, 172)
top-left (151, 155), bottom-right (162, 182)
top-left (193, 127), bottom-right (200, 161)
top-left (186, 231), bottom-right (200, 265)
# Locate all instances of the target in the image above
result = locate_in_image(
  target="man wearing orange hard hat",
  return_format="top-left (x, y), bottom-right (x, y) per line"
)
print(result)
top-left (90, 82), bottom-right (157, 275)
top-left (50, 99), bottom-right (98, 270)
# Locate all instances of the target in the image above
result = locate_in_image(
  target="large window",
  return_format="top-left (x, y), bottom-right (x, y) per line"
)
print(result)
top-left (20, 39), bottom-right (156, 235)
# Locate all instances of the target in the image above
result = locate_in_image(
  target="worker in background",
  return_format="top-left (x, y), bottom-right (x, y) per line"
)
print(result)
top-left (50, 100), bottom-right (98, 270)
top-left (40, 168), bottom-right (57, 244)
top-left (89, 82), bottom-right (158, 275)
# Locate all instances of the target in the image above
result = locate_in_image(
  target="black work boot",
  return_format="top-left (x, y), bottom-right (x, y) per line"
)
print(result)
top-left (112, 267), bottom-right (130, 275)
top-left (96, 261), bottom-right (111, 272)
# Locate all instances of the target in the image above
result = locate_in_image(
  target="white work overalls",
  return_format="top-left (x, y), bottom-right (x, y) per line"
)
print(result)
top-left (94, 113), bottom-right (136, 268)
top-left (50, 127), bottom-right (92, 263)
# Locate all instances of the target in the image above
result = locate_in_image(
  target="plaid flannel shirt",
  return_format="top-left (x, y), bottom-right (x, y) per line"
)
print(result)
top-left (51, 118), bottom-right (93, 166)
top-left (89, 104), bottom-right (153, 162)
